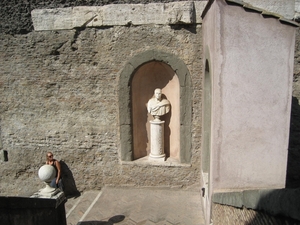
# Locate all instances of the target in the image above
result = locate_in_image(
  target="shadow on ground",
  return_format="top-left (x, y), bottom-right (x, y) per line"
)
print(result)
top-left (246, 97), bottom-right (300, 224)
top-left (212, 97), bottom-right (300, 225)
top-left (77, 215), bottom-right (125, 225)
top-left (60, 160), bottom-right (81, 198)
top-left (245, 189), bottom-right (300, 224)
top-left (286, 96), bottom-right (300, 188)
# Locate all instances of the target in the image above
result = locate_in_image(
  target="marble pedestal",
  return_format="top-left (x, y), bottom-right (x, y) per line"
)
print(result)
top-left (149, 120), bottom-right (166, 161)
top-left (38, 183), bottom-right (60, 198)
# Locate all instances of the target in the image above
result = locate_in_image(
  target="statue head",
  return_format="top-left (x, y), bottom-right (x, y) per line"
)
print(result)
top-left (154, 88), bottom-right (162, 101)
top-left (147, 88), bottom-right (170, 120)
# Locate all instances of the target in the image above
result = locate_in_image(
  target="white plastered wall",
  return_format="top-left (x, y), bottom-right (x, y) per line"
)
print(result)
top-left (203, 0), bottom-right (295, 192)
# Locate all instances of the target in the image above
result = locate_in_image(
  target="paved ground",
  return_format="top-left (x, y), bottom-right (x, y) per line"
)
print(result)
top-left (212, 203), bottom-right (300, 225)
top-left (65, 186), bottom-right (205, 225)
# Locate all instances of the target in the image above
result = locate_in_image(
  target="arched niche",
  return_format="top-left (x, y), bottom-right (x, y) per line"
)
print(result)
top-left (202, 59), bottom-right (212, 173)
top-left (132, 61), bottom-right (180, 160)
top-left (119, 50), bottom-right (192, 164)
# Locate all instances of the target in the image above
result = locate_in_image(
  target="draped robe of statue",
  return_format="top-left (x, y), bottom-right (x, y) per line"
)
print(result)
top-left (147, 89), bottom-right (170, 121)
top-left (147, 98), bottom-right (170, 117)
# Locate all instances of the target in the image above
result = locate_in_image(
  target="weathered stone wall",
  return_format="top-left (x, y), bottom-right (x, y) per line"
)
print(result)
top-left (0, 0), bottom-right (206, 34)
top-left (1, 0), bottom-right (300, 197)
top-left (293, 28), bottom-right (300, 100)
top-left (0, 23), bottom-right (203, 195)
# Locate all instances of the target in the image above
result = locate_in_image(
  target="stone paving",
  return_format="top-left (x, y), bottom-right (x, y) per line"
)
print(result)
top-left (65, 186), bottom-right (205, 225)
top-left (212, 203), bottom-right (300, 225)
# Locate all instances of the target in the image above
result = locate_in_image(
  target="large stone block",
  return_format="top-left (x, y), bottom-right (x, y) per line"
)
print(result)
top-left (31, 2), bottom-right (208, 31)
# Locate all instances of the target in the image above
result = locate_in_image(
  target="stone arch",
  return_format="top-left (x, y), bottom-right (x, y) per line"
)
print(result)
top-left (202, 49), bottom-right (213, 222)
top-left (119, 50), bottom-right (192, 163)
top-left (131, 61), bottom-right (180, 160)
top-left (202, 59), bottom-right (212, 173)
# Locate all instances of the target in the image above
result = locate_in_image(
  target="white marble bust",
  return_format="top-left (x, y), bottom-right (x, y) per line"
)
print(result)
top-left (147, 88), bottom-right (170, 121)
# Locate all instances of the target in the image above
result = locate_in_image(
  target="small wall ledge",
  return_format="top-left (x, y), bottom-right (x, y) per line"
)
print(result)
top-left (31, 1), bottom-right (208, 31)
top-left (121, 156), bottom-right (191, 168)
